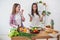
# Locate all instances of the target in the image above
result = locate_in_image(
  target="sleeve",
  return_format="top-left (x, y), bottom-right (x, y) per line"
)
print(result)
top-left (10, 15), bottom-right (13, 25)
top-left (10, 15), bottom-right (18, 28)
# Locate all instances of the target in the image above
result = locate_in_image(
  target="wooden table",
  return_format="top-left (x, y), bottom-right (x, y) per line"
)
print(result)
top-left (11, 36), bottom-right (30, 40)
top-left (57, 34), bottom-right (60, 40)
top-left (11, 31), bottom-right (59, 40)
top-left (32, 31), bottom-right (53, 40)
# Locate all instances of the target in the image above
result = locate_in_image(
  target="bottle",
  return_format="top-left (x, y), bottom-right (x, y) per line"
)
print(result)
top-left (17, 25), bottom-right (20, 32)
top-left (51, 19), bottom-right (54, 29)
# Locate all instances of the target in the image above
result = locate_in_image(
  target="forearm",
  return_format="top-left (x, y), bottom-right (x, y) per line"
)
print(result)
top-left (10, 24), bottom-right (18, 28)
top-left (30, 17), bottom-right (32, 22)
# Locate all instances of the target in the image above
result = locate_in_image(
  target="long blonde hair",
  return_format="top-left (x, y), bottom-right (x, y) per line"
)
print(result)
top-left (12, 3), bottom-right (20, 15)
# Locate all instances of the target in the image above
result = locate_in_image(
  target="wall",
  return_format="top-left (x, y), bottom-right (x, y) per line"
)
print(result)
top-left (0, 0), bottom-right (60, 34)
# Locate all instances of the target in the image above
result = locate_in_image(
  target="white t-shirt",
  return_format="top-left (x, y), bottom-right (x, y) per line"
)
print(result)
top-left (30, 13), bottom-right (40, 27)
top-left (30, 13), bottom-right (48, 28)
top-left (15, 13), bottom-right (21, 27)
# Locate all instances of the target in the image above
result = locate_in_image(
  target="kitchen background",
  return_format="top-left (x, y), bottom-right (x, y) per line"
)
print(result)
top-left (0, 0), bottom-right (60, 40)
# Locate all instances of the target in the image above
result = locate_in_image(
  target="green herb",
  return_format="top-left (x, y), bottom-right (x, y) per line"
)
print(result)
top-left (39, 1), bottom-right (42, 3)
top-left (8, 28), bottom-right (35, 39)
top-left (19, 32), bottom-right (35, 38)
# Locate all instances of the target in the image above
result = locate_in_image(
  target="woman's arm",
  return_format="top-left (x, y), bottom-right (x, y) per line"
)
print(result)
top-left (40, 16), bottom-right (43, 22)
top-left (21, 16), bottom-right (25, 22)
top-left (28, 14), bottom-right (32, 22)
top-left (30, 17), bottom-right (32, 22)
top-left (20, 9), bottom-right (25, 22)
top-left (10, 15), bottom-right (18, 28)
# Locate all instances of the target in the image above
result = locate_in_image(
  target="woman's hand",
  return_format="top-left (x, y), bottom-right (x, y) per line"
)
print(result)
top-left (22, 16), bottom-right (25, 22)
top-left (20, 9), bottom-right (25, 22)
top-left (30, 16), bottom-right (32, 22)
top-left (40, 16), bottom-right (43, 22)
top-left (20, 9), bottom-right (24, 15)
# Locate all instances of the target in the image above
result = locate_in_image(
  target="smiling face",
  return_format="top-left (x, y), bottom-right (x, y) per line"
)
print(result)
top-left (33, 5), bottom-right (37, 12)
top-left (12, 3), bottom-right (21, 15)
top-left (16, 5), bottom-right (20, 13)
top-left (31, 3), bottom-right (39, 16)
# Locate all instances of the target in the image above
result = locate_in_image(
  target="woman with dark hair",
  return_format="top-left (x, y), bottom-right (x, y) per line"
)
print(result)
top-left (29, 3), bottom-right (42, 27)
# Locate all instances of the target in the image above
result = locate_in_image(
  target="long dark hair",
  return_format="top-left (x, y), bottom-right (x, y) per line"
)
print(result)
top-left (12, 3), bottom-right (20, 15)
top-left (31, 3), bottom-right (40, 17)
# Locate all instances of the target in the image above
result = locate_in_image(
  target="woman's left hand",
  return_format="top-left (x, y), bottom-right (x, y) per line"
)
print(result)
top-left (40, 16), bottom-right (43, 22)
top-left (22, 16), bottom-right (25, 22)
top-left (20, 9), bottom-right (24, 15)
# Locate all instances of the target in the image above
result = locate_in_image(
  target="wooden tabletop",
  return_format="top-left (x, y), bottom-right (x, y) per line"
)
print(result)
top-left (11, 29), bottom-right (59, 40)
top-left (11, 36), bottom-right (30, 40)
top-left (32, 31), bottom-right (53, 40)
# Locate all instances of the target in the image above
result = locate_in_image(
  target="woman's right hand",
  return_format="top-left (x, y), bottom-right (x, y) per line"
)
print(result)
top-left (20, 9), bottom-right (24, 15)
top-left (22, 16), bottom-right (25, 22)
top-left (30, 17), bottom-right (32, 22)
